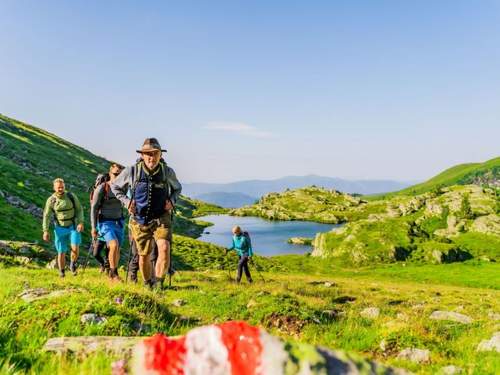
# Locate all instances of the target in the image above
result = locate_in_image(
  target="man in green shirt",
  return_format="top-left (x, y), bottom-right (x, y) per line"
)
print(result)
top-left (42, 178), bottom-right (84, 277)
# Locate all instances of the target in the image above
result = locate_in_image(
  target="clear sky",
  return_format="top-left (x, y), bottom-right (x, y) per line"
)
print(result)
top-left (1, 0), bottom-right (499, 183)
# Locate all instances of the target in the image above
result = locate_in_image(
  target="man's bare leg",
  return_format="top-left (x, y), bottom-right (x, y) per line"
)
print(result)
top-left (107, 239), bottom-right (121, 280)
top-left (57, 253), bottom-right (66, 277)
top-left (139, 254), bottom-right (152, 283)
top-left (70, 245), bottom-right (79, 275)
top-left (155, 239), bottom-right (170, 280)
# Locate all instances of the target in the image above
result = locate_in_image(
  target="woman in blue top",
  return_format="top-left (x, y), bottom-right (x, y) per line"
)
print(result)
top-left (226, 225), bottom-right (253, 283)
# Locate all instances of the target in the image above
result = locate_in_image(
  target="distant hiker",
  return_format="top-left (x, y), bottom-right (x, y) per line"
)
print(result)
top-left (42, 178), bottom-right (84, 277)
top-left (90, 163), bottom-right (125, 281)
top-left (111, 138), bottom-right (182, 289)
top-left (226, 226), bottom-right (253, 283)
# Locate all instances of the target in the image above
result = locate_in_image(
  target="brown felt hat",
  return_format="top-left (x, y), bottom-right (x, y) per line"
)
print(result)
top-left (136, 138), bottom-right (167, 153)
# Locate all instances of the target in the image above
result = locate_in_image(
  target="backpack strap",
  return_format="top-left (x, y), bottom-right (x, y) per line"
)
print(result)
top-left (159, 161), bottom-right (173, 202)
top-left (67, 192), bottom-right (77, 226)
top-left (130, 161), bottom-right (143, 200)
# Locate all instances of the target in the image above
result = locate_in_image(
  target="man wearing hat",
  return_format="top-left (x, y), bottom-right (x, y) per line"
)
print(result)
top-left (111, 138), bottom-right (182, 289)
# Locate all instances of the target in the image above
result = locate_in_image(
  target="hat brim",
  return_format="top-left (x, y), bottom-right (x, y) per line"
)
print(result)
top-left (136, 149), bottom-right (167, 153)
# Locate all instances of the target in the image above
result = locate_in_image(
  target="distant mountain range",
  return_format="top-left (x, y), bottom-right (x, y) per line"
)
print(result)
top-left (183, 176), bottom-right (414, 208)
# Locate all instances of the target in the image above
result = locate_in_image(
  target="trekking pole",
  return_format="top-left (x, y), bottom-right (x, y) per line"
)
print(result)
top-left (250, 258), bottom-right (265, 282)
top-left (81, 239), bottom-right (95, 275)
top-left (125, 241), bottom-right (133, 284)
top-left (225, 257), bottom-right (234, 282)
top-left (168, 209), bottom-right (175, 288)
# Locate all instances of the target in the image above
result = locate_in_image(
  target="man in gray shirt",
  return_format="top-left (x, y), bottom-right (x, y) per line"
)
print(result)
top-left (111, 138), bottom-right (182, 289)
top-left (91, 163), bottom-right (125, 281)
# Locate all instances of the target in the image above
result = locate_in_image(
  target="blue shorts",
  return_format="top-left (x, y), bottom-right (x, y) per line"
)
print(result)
top-left (97, 219), bottom-right (124, 245)
top-left (54, 225), bottom-right (82, 254)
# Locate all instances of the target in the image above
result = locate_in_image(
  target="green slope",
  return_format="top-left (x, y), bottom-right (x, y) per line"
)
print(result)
top-left (370, 156), bottom-right (500, 199)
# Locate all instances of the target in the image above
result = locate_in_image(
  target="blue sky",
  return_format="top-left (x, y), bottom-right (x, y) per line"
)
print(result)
top-left (1, 0), bottom-right (499, 183)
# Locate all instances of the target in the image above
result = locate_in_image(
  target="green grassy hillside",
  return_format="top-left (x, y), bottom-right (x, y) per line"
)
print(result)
top-left (371, 157), bottom-right (499, 199)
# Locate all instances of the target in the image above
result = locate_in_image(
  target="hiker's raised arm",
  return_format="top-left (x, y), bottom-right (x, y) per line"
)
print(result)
top-left (110, 166), bottom-right (132, 208)
top-left (90, 184), bottom-right (105, 234)
top-left (166, 166), bottom-right (182, 205)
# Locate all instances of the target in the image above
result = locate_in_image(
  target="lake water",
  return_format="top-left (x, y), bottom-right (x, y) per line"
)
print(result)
top-left (197, 215), bottom-right (341, 256)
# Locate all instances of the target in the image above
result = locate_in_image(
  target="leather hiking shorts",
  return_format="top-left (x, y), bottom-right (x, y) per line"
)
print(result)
top-left (129, 212), bottom-right (172, 257)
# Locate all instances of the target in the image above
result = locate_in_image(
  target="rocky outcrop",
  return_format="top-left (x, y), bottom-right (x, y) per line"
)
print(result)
top-left (43, 322), bottom-right (409, 374)
top-left (470, 214), bottom-right (500, 236)
top-left (130, 321), bottom-right (408, 375)
top-left (312, 185), bottom-right (499, 265)
top-left (231, 186), bottom-right (364, 224)
top-left (287, 237), bottom-right (313, 246)
top-left (1, 192), bottom-right (43, 218)
top-left (0, 241), bottom-right (53, 264)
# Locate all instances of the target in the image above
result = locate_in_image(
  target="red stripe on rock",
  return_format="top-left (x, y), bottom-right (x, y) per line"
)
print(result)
top-left (219, 321), bottom-right (263, 375)
top-left (143, 333), bottom-right (186, 374)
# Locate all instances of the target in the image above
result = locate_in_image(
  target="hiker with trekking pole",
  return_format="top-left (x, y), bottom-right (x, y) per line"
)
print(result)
top-left (225, 226), bottom-right (254, 283)
top-left (111, 138), bottom-right (182, 290)
top-left (90, 163), bottom-right (126, 281)
top-left (42, 178), bottom-right (84, 278)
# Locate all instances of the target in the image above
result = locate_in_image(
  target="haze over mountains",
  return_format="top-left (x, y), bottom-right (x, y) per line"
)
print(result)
top-left (183, 176), bottom-right (414, 208)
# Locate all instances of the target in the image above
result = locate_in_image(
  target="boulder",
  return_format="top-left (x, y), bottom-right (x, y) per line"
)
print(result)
top-left (44, 336), bottom-right (140, 355)
top-left (477, 332), bottom-right (500, 353)
top-left (397, 348), bottom-right (430, 363)
top-left (360, 307), bottom-right (380, 320)
top-left (470, 215), bottom-right (500, 236)
top-left (18, 288), bottom-right (70, 303)
top-left (429, 311), bottom-right (473, 324)
top-left (172, 299), bottom-right (186, 307)
top-left (81, 313), bottom-right (107, 325)
top-left (440, 365), bottom-right (463, 374)
top-left (130, 321), bottom-right (408, 374)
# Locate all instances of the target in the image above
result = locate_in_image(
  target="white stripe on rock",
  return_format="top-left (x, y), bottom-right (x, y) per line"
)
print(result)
top-left (184, 325), bottom-right (231, 375)
top-left (259, 330), bottom-right (288, 375)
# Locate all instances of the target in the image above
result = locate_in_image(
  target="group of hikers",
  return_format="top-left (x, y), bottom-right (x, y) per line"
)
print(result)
top-left (41, 138), bottom-right (253, 289)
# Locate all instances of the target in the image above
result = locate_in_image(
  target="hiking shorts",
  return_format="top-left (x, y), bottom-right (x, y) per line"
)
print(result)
top-left (54, 225), bottom-right (81, 254)
top-left (97, 219), bottom-right (124, 245)
top-left (129, 212), bottom-right (172, 256)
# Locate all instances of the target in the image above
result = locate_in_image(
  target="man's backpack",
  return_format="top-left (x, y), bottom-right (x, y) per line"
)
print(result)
top-left (49, 192), bottom-right (77, 226)
top-left (89, 173), bottom-right (111, 203)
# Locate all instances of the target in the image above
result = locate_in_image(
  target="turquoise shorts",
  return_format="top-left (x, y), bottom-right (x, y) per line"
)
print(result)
top-left (54, 225), bottom-right (82, 254)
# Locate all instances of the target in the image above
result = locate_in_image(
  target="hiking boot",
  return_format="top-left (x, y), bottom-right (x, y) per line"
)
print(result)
top-left (109, 268), bottom-right (122, 282)
top-left (144, 279), bottom-right (155, 290)
top-left (154, 277), bottom-right (165, 291)
top-left (70, 262), bottom-right (78, 276)
top-left (59, 269), bottom-right (65, 278)
top-left (99, 265), bottom-right (110, 275)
